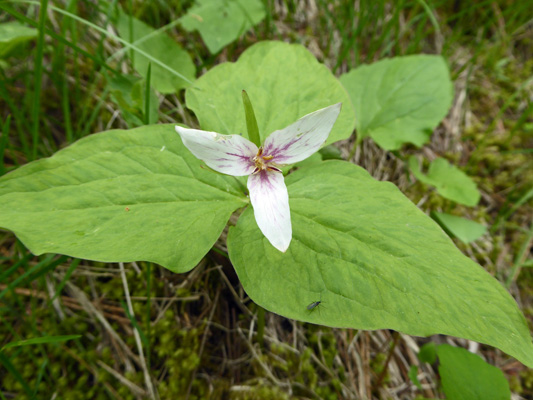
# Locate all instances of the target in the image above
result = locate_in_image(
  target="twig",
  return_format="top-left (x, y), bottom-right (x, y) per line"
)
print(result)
top-left (505, 223), bottom-right (533, 288)
top-left (0, 284), bottom-right (130, 324)
top-left (66, 281), bottom-right (137, 370)
top-left (236, 326), bottom-right (290, 391)
top-left (375, 331), bottom-right (401, 389)
top-left (62, 346), bottom-right (125, 400)
top-left (119, 262), bottom-right (158, 400)
top-left (97, 360), bottom-right (146, 397)
top-left (185, 289), bottom-right (220, 399)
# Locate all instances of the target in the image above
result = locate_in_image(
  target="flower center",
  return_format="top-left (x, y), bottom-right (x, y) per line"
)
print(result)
top-left (252, 148), bottom-right (280, 174)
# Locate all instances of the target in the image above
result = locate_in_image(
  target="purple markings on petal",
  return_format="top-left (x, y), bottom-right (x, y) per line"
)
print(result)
top-left (264, 136), bottom-right (317, 164)
top-left (175, 126), bottom-right (258, 176)
top-left (262, 103), bottom-right (341, 165)
top-left (215, 149), bottom-right (255, 164)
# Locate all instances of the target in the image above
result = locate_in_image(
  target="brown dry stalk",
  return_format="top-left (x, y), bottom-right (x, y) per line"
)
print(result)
top-left (0, 283), bottom-right (130, 324)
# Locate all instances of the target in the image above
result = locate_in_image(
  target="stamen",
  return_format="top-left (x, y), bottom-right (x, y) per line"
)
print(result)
top-left (252, 147), bottom-right (279, 173)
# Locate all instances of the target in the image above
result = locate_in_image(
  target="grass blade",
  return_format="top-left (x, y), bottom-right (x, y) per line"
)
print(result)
top-left (0, 115), bottom-right (11, 176)
top-left (48, 258), bottom-right (81, 304)
top-left (1, 335), bottom-right (81, 351)
top-left (0, 352), bottom-right (33, 396)
top-left (145, 62), bottom-right (151, 125)
top-left (30, 0), bottom-right (49, 160)
top-left (0, 255), bottom-right (67, 300)
top-left (31, 358), bottom-right (48, 398)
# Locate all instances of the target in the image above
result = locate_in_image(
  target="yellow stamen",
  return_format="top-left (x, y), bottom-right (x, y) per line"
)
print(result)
top-left (253, 147), bottom-right (278, 172)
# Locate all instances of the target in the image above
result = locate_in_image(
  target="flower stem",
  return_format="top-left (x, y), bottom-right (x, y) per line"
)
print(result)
top-left (242, 90), bottom-right (261, 147)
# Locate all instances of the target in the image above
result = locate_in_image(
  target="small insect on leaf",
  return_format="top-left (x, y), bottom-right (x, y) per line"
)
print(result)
top-left (307, 292), bottom-right (324, 314)
top-left (307, 300), bottom-right (321, 311)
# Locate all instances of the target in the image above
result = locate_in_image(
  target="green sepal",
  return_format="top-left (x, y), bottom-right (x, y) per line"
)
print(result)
top-left (241, 90), bottom-right (261, 147)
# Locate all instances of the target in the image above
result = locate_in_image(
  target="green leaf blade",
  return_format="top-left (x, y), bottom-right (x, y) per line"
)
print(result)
top-left (241, 90), bottom-right (261, 147)
top-left (0, 21), bottom-right (37, 58)
top-left (437, 344), bottom-right (511, 400)
top-left (227, 161), bottom-right (533, 366)
top-left (432, 212), bottom-right (487, 243)
top-left (409, 157), bottom-right (481, 206)
top-left (108, 73), bottom-right (159, 127)
top-left (0, 125), bottom-right (247, 273)
top-left (116, 13), bottom-right (196, 93)
top-left (340, 55), bottom-right (453, 150)
top-left (185, 41), bottom-right (355, 146)
top-left (1, 335), bottom-right (81, 351)
top-left (180, 0), bottom-right (266, 54)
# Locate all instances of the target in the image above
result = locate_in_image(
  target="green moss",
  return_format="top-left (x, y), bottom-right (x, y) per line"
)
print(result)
top-left (371, 352), bottom-right (388, 378)
top-left (229, 384), bottom-right (290, 400)
top-left (522, 369), bottom-right (533, 389)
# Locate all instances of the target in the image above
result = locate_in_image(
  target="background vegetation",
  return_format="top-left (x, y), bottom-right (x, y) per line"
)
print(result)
top-left (0, 0), bottom-right (532, 399)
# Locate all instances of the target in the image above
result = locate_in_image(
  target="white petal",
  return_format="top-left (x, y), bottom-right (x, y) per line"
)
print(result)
top-left (262, 103), bottom-right (342, 165)
top-left (247, 170), bottom-right (292, 252)
top-left (175, 126), bottom-right (258, 176)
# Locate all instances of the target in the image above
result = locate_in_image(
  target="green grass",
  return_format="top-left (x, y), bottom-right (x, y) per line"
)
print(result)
top-left (0, 0), bottom-right (532, 399)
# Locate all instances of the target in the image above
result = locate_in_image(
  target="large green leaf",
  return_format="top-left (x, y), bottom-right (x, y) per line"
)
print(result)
top-left (185, 41), bottom-right (355, 146)
top-left (0, 125), bottom-right (247, 273)
top-left (436, 344), bottom-right (511, 400)
top-left (180, 0), bottom-right (265, 54)
top-left (340, 55), bottom-right (453, 150)
top-left (227, 161), bottom-right (533, 367)
top-left (116, 12), bottom-right (196, 93)
top-left (409, 156), bottom-right (481, 206)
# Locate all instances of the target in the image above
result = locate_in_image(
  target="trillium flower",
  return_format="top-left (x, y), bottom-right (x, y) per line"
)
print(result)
top-left (175, 103), bottom-right (342, 253)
